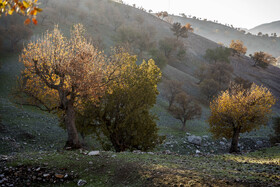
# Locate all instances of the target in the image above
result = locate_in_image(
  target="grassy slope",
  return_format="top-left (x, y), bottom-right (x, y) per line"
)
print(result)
top-left (6, 146), bottom-right (280, 186)
top-left (0, 54), bottom-right (67, 154)
top-left (0, 0), bottom-right (279, 153)
top-left (0, 1), bottom-right (280, 186)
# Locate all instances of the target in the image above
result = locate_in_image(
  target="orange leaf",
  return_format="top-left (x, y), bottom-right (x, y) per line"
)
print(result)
top-left (30, 9), bottom-right (37, 15)
top-left (24, 18), bottom-right (31, 25)
top-left (32, 18), bottom-right (38, 25)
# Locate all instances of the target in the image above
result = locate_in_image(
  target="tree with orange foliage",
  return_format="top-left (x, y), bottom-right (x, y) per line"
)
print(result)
top-left (229, 40), bottom-right (247, 56)
top-left (184, 23), bottom-right (194, 32)
top-left (209, 83), bottom-right (276, 153)
top-left (0, 0), bottom-right (42, 24)
top-left (250, 51), bottom-right (276, 68)
top-left (15, 24), bottom-right (111, 149)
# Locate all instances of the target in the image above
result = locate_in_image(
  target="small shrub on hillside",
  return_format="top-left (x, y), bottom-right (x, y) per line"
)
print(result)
top-left (204, 47), bottom-right (231, 63)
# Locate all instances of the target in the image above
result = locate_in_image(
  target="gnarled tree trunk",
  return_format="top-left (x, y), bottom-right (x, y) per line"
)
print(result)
top-left (64, 101), bottom-right (81, 149)
top-left (229, 127), bottom-right (240, 153)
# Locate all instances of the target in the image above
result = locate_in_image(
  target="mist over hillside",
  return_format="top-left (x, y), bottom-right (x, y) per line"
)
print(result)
top-left (167, 15), bottom-right (280, 57)
top-left (1, 0), bottom-right (280, 112)
top-left (250, 20), bottom-right (280, 36)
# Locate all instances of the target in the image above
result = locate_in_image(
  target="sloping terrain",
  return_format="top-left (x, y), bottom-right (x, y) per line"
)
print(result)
top-left (0, 1), bottom-right (280, 186)
top-left (168, 15), bottom-right (280, 57)
top-left (0, 0), bottom-right (280, 138)
top-left (250, 20), bottom-right (280, 36)
top-left (1, 147), bottom-right (279, 186)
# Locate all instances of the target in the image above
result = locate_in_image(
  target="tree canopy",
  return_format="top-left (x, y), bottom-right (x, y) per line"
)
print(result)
top-left (209, 83), bottom-right (275, 153)
top-left (16, 24), bottom-right (110, 149)
top-left (170, 92), bottom-right (201, 130)
top-left (250, 51), bottom-right (276, 68)
top-left (229, 40), bottom-right (247, 56)
top-left (204, 47), bottom-right (231, 63)
top-left (76, 51), bottom-right (163, 152)
top-left (171, 22), bottom-right (188, 40)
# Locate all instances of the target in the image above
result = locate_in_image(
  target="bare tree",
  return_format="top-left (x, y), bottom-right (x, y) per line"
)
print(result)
top-left (170, 92), bottom-right (202, 130)
top-left (163, 80), bottom-right (183, 110)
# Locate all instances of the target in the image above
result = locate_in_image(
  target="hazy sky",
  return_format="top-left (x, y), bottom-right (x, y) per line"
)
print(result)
top-left (123, 0), bottom-right (280, 29)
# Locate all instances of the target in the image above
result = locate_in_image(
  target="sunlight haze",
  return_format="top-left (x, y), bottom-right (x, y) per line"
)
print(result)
top-left (124, 0), bottom-right (280, 29)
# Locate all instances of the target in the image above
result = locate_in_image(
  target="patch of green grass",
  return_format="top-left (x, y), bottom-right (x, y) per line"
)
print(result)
top-left (8, 146), bottom-right (280, 186)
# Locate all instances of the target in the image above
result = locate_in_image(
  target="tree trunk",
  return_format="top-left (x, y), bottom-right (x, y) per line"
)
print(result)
top-left (181, 120), bottom-right (186, 131)
top-left (168, 97), bottom-right (174, 110)
top-left (111, 137), bottom-right (122, 152)
top-left (64, 102), bottom-right (81, 149)
top-left (229, 127), bottom-right (240, 153)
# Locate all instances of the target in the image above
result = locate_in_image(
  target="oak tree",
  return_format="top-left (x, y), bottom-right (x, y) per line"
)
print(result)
top-left (163, 79), bottom-right (183, 110)
top-left (229, 40), bottom-right (247, 56)
top-left (204, 47), bottom-right (231, 64)
top-left (170, 92), bottom-right (201, 130)
top-left (171, 22), bottom-right (188, 40)
top-left (16, 24), bottom-right (109, 149)
top-left (209, 83), bottom-right (276, 153)
top-left (250, 51), bottom-right (276, 68)
top-left (78, 52), bottom-right (163, 152)
top-left (184, 23), bottom-right (194, 32)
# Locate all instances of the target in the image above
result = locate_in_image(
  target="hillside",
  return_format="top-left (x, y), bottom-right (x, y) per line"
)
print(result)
top-left (0, 0), bottom-right (279, 138)
top-left (167, 15), bottom-right (280, 57)
top-left (250, 20), bottom-right (280, 36)
top-left (0, 1), bottom-right (280, 186)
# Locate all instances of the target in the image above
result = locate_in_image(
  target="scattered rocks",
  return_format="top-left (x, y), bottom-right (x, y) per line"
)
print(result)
top-left (222, 137), bottom-right (227, 142)
top-left (55, 174), bottom-right (64, 179)
top-left (163, 150), bottom-right (172, 155)
top-left (0, 165), bottom-right (75, 186)
top-left (88, 151), bottom-right (100, 156)
top-left (132, 150), bottom-right (142, 154)
top-left (43, 174), bottom-right (50, 178)
top-left (188, 135), bottom-right (202, 146)
top-left (77, 179), bottom-right (87, 186)
top-left (88, 161), bottom-right (93, 165)
top-left (256, 140), bottom-right (263, 147)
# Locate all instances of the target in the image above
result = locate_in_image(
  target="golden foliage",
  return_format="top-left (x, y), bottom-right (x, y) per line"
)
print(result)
top-left (209, 83), bottom-right (276, 139)
top-left (18, 24), bottom-right (107, 112)
top-left (229, 40), bottom-right (247, 55)
top-left (0, 0), bottom-right (42, 24)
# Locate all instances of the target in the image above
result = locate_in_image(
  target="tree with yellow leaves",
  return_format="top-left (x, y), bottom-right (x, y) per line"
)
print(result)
top-left (209, 83), bottom-right (276, 153)
top-left (229, 40), bottom-right (247, 56)
top-left (0, 0), bottom-right (42, 24)
top-left (15, 24), bottom-right (110, 149)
